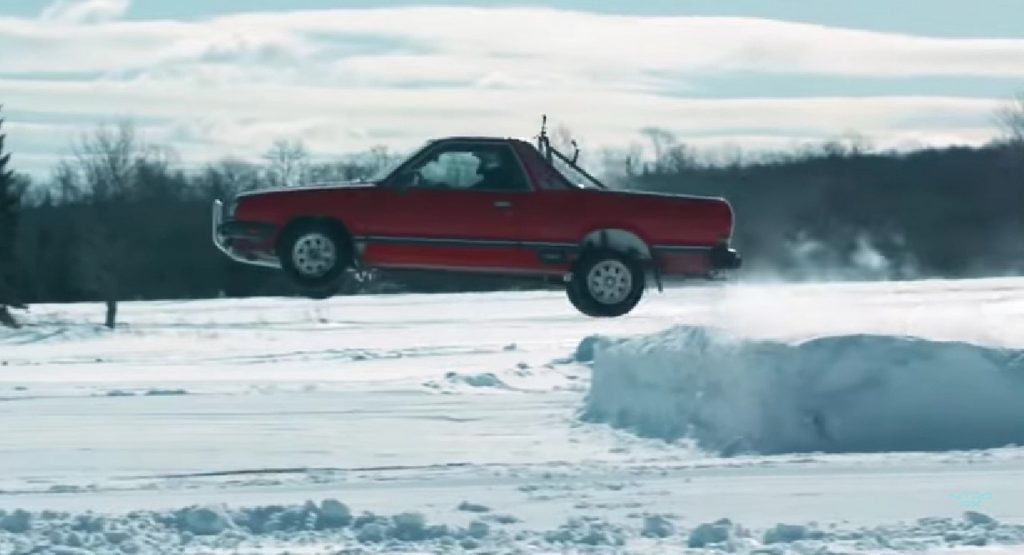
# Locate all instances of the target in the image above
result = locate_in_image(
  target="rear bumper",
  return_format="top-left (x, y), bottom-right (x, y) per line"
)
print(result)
top-left (212, 200), bottom-right (282, 269)
top-left (709, 242), bottom-right (742, 270)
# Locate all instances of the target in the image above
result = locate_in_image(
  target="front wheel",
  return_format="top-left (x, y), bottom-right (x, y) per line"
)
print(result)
top-left (566, 250), bottom-right (645, 317)
top-left (278, 221), bottom-right (351, 293)
top-left (296, 270), bottom-right (365, 299)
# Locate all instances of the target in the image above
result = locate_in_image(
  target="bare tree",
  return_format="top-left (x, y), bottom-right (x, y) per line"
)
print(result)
top-left (52, 159), bottom-right (83, 204)
top-left (199, 158), bottom-right (262, 200)
top-left (638, 127), bottom-right (697, 173)
top-left (263, 138), bottom-right (309, 187)
top-left (639, 127), bottom-right (674, 168)
top-left (74, 121), bottom-right (139, 200)
top-left (307, 146), bottom-right (402, 184)
top-left (997, 92), bottom-right (1024, 144)
top-left (362, 145), bottom-right (400, 177)
top-left (598, 144), bottom-right (644, 185)
top-left (66, 121), bottom-right (150, 328)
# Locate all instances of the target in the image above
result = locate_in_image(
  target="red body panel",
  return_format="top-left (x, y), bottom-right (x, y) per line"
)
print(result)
top-left (230, 138), bottom-right (734, 278)
top-left (509, 189), bottom-right (731, 247)
top-left (366, 244), bottom-right (565, 275)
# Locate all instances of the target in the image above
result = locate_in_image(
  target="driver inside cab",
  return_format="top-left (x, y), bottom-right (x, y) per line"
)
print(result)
top-left (472, 149), bottom-right (526, 191)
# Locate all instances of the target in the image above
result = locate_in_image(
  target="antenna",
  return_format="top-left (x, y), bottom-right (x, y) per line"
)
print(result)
top-left (537, 114), bottom-right (551, 160)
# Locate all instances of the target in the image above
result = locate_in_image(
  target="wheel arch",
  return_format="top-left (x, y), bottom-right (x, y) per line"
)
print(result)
top-left (578, 228), bottom-right (653, 260)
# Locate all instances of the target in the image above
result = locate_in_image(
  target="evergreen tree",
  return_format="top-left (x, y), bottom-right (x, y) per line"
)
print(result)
top-left (0, 106), bottom-right (26, 327)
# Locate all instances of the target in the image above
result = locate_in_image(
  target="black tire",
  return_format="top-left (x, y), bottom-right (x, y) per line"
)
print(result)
top-left (566, 249), bottom-right (645, 317)
top-left (296, 271), bottom-right (367, 300)
top-left (277, 220), bottom-right (352, 292)
top-left (298, 282), bottom-right (340, 300)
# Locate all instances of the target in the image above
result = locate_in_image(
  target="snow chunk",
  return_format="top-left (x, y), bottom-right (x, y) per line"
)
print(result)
top-left (764, 523), bottom-right (811, 544)
top-left (466, 520), bottom-right (490, 539)
top-left (964, 511), bottom-right (999, 528)
top-left (457, 501), bottom-right (491, 513)
top-left (71, 513), bottom-right (105, 532)
top-left (145, 388), bottom-right (188, 396)
top-left (544, 517), bottom-right (625, 546)
top-left (316, 499), bottom-right (352, 529)
top-left (583, 326), bottom-right (1024, 455)
top-left (1, 509), bottom-right (32, 533)
top-left (104, 530), bottom-right (131, 544)
top-left (483, 513), bottom-right (520, 525)
top-left (391, 512), bottom-right (428, 541)
top-left (445, 371), bottom-right (509, 389)
top-left (687, 518), bottom-right (739, 548)
top-left (177, 505), bottom-right (232, 535)
top-left (574, 334), bottom-right (621, 363)
top-left (640, 514), bottom-right (676, 538)
top-left (356, 522), bottom-right (386, 543)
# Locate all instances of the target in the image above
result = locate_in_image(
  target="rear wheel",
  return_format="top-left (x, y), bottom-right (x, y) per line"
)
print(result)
top-left (566, 250), bottom-right (645, 317)
top-left (278, 220), bottom-right (352, 295)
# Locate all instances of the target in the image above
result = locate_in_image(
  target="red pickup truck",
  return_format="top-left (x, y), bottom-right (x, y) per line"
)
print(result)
top-left (213, 125), bottom-right (739, 317)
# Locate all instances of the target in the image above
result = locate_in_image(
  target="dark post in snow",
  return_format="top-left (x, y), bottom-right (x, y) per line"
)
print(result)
top-left (105, 300), bottom-right (117, 329)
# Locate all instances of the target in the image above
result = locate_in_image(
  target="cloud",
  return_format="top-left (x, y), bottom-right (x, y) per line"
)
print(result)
top-left (2, 79), bottom-right (999, 152)
top-left (6, 7), bottom-right (1024, 78)
top-left (1, 5), bottom-right (1020, 176)
top-left (39, 0), bottom-right (131, 23)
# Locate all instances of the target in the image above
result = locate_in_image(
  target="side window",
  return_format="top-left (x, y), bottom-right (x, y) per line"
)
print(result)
top-left (405, 144), bottom-right (531, 192)
top-left (417, 151), bottom-right (483, 189)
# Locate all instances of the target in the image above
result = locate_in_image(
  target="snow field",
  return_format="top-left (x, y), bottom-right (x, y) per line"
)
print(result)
top-left (4, 278), bottom-right (1024, 553)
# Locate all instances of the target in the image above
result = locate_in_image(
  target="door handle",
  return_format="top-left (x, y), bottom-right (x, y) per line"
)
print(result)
top-left (493, 201), bottom-right (512, 209)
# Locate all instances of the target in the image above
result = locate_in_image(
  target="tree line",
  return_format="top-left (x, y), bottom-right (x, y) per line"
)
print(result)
top-left (0, 98), bottom-right (1022, 326)
top-left (611, 130), bottom-right (1024, 281)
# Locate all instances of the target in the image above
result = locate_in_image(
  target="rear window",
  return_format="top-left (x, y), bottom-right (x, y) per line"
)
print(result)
top-left (512, 142), bottom-right (573, 190)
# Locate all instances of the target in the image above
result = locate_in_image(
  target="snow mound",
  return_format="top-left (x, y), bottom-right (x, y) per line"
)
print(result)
top-left (445, 371), bottom-right (509, 389)
top-left (582, 326), bottom-right (1024, 455)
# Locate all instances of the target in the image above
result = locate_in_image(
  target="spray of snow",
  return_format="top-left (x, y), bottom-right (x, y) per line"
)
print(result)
top-left (582, 326), bottom-right (1024, 455)
top-left (744, 230), bottom-right (920, 283)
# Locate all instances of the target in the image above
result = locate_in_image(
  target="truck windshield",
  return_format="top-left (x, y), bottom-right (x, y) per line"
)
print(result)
top-left (365, 142), bottom-right (429, 183)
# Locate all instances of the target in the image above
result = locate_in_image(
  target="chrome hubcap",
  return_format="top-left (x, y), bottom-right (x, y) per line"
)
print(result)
top-left (292, 232), bottom-right (337, 278)
top-left (587, 260), bottom-right (633, 305)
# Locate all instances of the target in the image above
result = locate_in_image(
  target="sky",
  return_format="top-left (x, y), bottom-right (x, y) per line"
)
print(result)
top-left (1, 0), bottom-right (1023, 177)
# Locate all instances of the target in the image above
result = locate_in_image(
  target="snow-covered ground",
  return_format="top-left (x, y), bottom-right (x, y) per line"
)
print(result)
top-left (3, 278), bottom-right (1024, 554)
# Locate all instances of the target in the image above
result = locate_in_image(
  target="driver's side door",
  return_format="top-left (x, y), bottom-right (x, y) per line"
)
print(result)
top-left (358, 142), bottom-right (536, 273)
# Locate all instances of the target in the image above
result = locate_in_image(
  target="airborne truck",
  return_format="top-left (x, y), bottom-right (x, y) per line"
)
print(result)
top-left (213, 119), bottom-right (740, 317)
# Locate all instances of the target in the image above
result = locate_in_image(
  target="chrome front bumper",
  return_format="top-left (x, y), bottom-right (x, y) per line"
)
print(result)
top-left (212, 199), bottom-right (282, 269)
